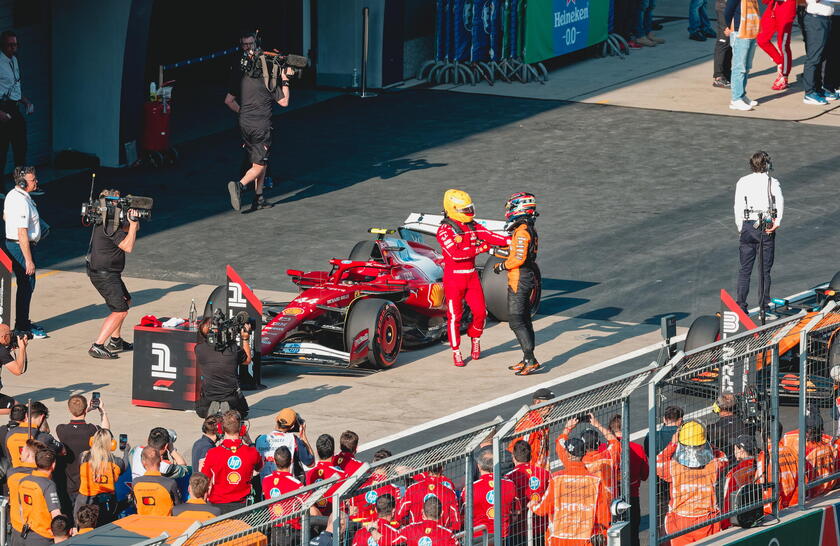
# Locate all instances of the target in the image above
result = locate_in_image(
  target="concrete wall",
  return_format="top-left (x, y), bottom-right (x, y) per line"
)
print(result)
top-left (51, 0), bottom-right (132, 167)
top-left (317, 0), bottom-right (385, 89)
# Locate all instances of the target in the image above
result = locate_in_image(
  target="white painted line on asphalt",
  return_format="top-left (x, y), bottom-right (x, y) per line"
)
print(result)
top-left (358, 333), bottom-right (685, 452)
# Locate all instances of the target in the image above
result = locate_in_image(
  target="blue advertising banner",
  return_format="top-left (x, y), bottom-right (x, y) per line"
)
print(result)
top-left (471, 0), bottom-right (492, 61)
top-left (453, 0), bottom-right (471, 61)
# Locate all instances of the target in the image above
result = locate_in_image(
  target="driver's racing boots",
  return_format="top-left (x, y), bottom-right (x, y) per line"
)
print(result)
top-left (453, 351), bottom-right (466, 367)
top-left (470, 338), bottom-right (481, 360)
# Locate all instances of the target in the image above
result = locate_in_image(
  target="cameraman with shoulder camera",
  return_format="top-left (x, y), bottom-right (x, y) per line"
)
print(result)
top-left (0, 323), bottom-right (27, 414)
top-left (86, 189), bottom-right (139, 359)
top-left (225, 35), bottom-right (293, 213)
top-left (194, 315), bottom-right (252, 419)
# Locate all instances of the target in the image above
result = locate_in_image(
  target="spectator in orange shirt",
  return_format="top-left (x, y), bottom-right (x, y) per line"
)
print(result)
top-left (757, 422), bottom-right (803, 512)
top-left (803, 412), bottom-right (836, 498)
top-left (556, 414), bottom-right (620, 501)
top-left (530, 437), bottom-right (611, 546)
top-left (656, 421), bottom-right (728, 546)
top-left (604, 415), bottom-right (648, 546)
top-left (720, 435), bottom-right (758, 530)
top-left (507, 388), bottom-right (554, 468)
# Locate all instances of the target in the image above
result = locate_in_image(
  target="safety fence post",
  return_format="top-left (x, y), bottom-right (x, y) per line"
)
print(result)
top-left (356, 7), bottom-right (376, 98)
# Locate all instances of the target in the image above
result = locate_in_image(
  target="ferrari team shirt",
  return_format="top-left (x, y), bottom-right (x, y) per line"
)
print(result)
top-left (306, 460), bottom-right (346, 516)
top-left (262, 470), bottom-right (304, 529)
top-left (203, 439), bottom-right (262, 504)
top-left (396, 475), bottom-right (461, 530)
top-left (392, 520), bottom-right (458, 546)
top-left (471, 473), bottom-right (518, 538)
top-left (332, 451), bottom-right (363, 477)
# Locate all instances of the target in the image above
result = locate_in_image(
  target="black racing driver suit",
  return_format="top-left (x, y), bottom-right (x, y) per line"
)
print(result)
top-left (503, 221), bottom-right (539, 363)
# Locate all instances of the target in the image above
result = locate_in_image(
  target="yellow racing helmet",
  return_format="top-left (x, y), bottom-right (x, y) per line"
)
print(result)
top-left (678, 421), bottom-right (706, 447)
top-left (443, 189), bottom-right (475, 224)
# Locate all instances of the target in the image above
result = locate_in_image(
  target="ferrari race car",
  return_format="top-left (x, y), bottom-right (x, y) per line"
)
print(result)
top-left (223, 214), bottom-right (540, 371)
top-left (678, 270), bottom-right (840, 403)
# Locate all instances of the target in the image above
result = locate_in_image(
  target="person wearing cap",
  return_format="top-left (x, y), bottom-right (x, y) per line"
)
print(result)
top-left (706, 393), bottom-right (750, 463)
top-left (656, 421), bottom-right (728, 545)
top-left (254, 407), bottom-right (314, 482)
top-left (507, 388), bottom-right (554, 469)
top-left (555, 414), bottom-right (621, 502)
top-left (720, 434), bottom-right (758, 529)
top-left (529, 436), bottom-right (611, 546)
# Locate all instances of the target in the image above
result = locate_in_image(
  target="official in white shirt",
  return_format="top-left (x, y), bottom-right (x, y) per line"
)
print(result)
top-left (0, 30), bottom-right (33, 169)
top-left (2, 166), bottom-right (45, 338)
top-left (733, 151), bottom-right (784, 314)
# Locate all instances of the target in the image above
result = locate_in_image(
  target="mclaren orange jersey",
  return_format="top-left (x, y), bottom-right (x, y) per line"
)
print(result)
top-left (132, 470), bottom-right (180, 516)
top-left (78, 453), bottom-right (125, 497)
top-left (7, 463), bottom-right (35, 532)
top-left (504, 223), bottom-right (537, 292)
top-left (720, 457), bottom-right (757, 529)
top-left (805, 441), bottom-right (836, 497)
top-left (507, 410), bottom-right (549, 468)
top-left (18, 470), bottom-right (61, 540)
top-left (172, 498), bottom-right (223, 521)
top-left (656, 442), bottom-right (728, 518)
top-left (531, 460), bottom-right (610, 546)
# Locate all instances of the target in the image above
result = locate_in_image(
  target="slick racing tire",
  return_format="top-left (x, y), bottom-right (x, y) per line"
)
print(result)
top-left (481, 256), bottom-right (541, 322)
top-left (684, 315), bottom-right (720, 352)
top-left (345, 298), bottom-right (403, 369)
top-left (204, 285), bottom-right (227, 319)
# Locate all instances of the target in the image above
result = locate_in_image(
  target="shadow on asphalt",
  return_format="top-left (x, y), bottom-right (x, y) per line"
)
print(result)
top-left (36, 284), bottom-right (194, 334)
top-left (247, 382), bottom-right (352, 417)
top-left (12, 382), bottom-right (110, 404)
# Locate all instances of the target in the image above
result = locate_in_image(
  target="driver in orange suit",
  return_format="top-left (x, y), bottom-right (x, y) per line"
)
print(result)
top-left (436, 189), bottom-right (509, 367)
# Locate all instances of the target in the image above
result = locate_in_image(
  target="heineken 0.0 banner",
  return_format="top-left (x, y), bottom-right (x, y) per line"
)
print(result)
top-left (524, 0), bottom-right (609, 63)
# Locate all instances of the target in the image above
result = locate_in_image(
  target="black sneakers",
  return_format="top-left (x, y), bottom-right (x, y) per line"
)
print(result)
top-left (89, 344), bottom-right (118, 359)
top-left (106, 337), bottom-right (133, 353)
top-left (227, 181), bottom-right (243, 211)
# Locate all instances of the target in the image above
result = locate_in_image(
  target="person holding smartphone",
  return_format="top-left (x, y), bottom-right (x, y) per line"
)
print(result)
top-left (55, 393), bottom-right (111, 507)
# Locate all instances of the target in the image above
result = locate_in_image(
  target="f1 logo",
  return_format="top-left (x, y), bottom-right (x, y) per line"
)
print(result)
top-left (151, 343), bottom-right (176, 379)
top-left (228, 282), bottom-right (246, 309)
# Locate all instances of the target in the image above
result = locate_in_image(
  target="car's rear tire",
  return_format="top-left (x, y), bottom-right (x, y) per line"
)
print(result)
top-left (684, 315), bottom-right (720, 352)
top-left (345, 298), bottom-right (403, 369)
top-left (349, 241), bottom-right (375, 261)
top-left (481, 256), bottom-right (541, 322)
top-left (204, 285), bottom-right (227, 318)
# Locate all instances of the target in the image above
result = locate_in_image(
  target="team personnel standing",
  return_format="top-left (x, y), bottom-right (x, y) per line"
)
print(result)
top-left (132, 447), bottom-right (181, 516)
top-left (86, 189), bottom-right (140, 359)
top-left (494, 192), bottom-right (541, 376)
top-left (507, 388), bottom-right (555, 468)
top-left (255, 408), bottom-right (314, 481)
top-left (724, 0), bottom-right (761, 111)
top-left (262, 446), bottom-right (305, 546)
top-left (392, 497), bottom-right (457, 546)
top-left (306, 434), bottom-right (346, 517)
top-left (506, 440), bottom-right (550, 545)
top-left (8, 439), bottom-right (41, 541)
top-left (396, 464), bottom-right (461, 530)
top-left (202, 410), bottom-right (263, 513)
top-left (74, 429), bottom-right (124, 525)
top-left (0, 30), bottom-right (33, 169)
top-left (733, 151), bottom-right (783, 314)
top-left (226, 38), bottom-right (292, 212)
top-left (5, 401), bottom-right (61, 467)
top-left (3, 166), bottom-right (45, 337)
top-left (471, 446), bottom-right (519, 540)
top-left (436, 189), bottom-right (510, 367)
top-left (18, 448), bottom-right (62, 546)
top-left (332, 430), bottom-right (363, 476)
top-left (529, 437), bottom-right (611, 546)
top-left (55, 393), bottom-right (110, 505)
top-left (756, 0), bottom-right (797, 90)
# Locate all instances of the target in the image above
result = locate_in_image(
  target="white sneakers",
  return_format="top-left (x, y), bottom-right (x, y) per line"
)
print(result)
top-left (729, 99), bottom-right (753, 111)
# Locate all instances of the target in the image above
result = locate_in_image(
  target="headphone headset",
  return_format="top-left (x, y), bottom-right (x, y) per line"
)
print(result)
top-left (14, 167), bottom-right (29, 189)
top-left (216, 419), bottom-right (248, 438)
top-left (758, 151), bottom-right (772, 173)
top-left (89, 430), bottom-right (118, 452)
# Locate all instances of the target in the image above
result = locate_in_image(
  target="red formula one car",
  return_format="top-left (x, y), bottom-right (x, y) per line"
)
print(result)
top-left (246, 214), bottom-right (540, 370)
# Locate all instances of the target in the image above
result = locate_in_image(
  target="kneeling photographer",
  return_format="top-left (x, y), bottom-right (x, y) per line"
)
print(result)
top-left (84, 189), bottom-right (145, 359)
top-left (194, 311), bottom-right (253, 419)
top-left (0, 324), bottom-right (28, 413)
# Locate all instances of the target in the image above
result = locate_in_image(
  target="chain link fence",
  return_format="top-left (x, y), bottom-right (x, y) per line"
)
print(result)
top-left (647, 313), bottom-right (811, 545)
top-left (493, 366), bottom-right (655, 546)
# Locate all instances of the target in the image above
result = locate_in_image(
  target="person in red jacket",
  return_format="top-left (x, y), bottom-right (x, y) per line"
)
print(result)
top-left (720, 435), bottom-right (758, 530)
top-left (262, 446), bottom-right (306, 545)
top-left (506, 440), bottom-right (550, 543)
top-left (396, 464), bottom-right (461, 530)
top-left (203, 410), bottom-right (263, 513)
top-left (352, 493), bottom-right (401, 546)
top-left (349, 449), bottom-right (401, 523)
top-left (390, 497), bottom-right (457, 546)
top-left (306, 434), bottom-right (346, 517)
top-left (756, 0), bottom-right (797, 90)
top-left (332, 430), bottom-right (363, 477)
top-left (471, 445), bottom-right (519, 539)
top-left (436, 189), bottom-right (510, 367)
top-left (602, 415), bottom-right (648, 546)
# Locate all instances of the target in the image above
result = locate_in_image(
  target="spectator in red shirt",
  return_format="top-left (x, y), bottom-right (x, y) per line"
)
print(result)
top-left (353, 493), bottom-right (401, 546)
top-left (471, 445), bottom-right (519, 539)
top-left (603, 414), bottom-right (648, 546)
top-left (263, 446), bottom-right (306, 546)
top-left (333, 430), bottom-right (363, 477)
top-left (307, 434), bottom-right (346, 517)
top-left (397, 464), bottom-right (461, 530)
top-left (203, 410), bottom-right (263, 513)
top-left (506, 440), bottom-right (550, 544)
top-left (351, 449), bottom-right (401, 523)
top-left (392, 497), bottom-right (457, 546)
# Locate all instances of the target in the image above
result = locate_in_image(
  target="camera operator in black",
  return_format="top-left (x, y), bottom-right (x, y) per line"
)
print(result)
top-left (0, 324), bottom-right (27, 413)
top-left (225, 35), bottom-right (292, 213)
top-left (194, 316), bottom-right (252, 419)
top-left (86, 190), bottom-right (139, 359)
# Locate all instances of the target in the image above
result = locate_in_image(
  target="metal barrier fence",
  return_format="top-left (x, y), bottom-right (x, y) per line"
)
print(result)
top-left (334, 418), bottom-right (503, 546)
top-left (493, 366), bottom-right (655, 546)
top-left (647, 312), bottom-right (809, 545)
top-left (171, 478), bottom-right (336, 546)
top-left (798, 301), bottom-right (840, 506)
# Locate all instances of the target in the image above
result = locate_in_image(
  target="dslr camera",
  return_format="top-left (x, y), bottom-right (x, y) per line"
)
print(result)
top-left (81, 189), bottom-right (154, 230)
top-left (207, 309), bottom-right (255, 351)
top-left (8, 330), bottom-right (32, 349)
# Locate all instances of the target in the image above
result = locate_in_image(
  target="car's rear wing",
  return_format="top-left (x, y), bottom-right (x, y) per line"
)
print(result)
top-left (402, 213), bottom-right (508, 237)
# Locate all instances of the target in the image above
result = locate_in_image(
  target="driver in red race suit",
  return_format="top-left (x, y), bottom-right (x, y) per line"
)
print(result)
top-left (494, 192), bottom-right (540, 376)
top-left (436, 189), bottom-right (510, 367)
